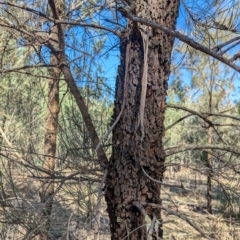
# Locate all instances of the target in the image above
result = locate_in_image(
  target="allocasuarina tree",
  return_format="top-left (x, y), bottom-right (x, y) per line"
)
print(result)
top-left (105, 1), bottom-right (180, 239)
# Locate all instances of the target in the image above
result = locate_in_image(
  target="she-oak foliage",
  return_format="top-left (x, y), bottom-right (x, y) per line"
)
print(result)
top-left (1, 0), bottom-right (240, 239)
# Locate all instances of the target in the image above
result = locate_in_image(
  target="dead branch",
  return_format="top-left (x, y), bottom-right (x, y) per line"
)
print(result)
top-left (133, 201), bottom-right (214, 240)
top-left (119, 9), bottom-right (240, 72)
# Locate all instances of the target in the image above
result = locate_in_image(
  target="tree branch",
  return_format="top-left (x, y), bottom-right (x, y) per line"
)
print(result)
top-left (0, 1), bottom-right (120, 37)
top-left (212, 36), bottom-right (240, 52)
top-left (132, 201), bottom-right (214, 240)
top-left (167, 104), bottom-right (214, 126)
top-left (46, 2), bottom-right (109, 168)
top-left (141, 166), bottom-right (185, 189)
top-left (119, 10), bottom-right (240, 72)
top-left (165, 113), bottom-right (193, 131)
top-left (165, 144), bottom-right (240, 157)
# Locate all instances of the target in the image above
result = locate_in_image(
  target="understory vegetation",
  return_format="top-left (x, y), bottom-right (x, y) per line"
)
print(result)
top-left (1, 1), bottom-right (240, 239)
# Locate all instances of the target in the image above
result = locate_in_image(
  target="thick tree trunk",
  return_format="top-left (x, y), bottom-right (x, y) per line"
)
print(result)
top-left (106, 1), bottom-right (180, 239)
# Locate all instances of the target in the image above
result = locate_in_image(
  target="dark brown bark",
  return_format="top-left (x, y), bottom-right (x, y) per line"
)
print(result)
top-left (106, 1), bottom-right (180, 239)
top-left (206, 79), bottom-right (213, 214)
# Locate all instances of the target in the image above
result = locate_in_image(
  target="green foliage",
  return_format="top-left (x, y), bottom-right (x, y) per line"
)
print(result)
top-left (57, 81), bottom-right (113, 165)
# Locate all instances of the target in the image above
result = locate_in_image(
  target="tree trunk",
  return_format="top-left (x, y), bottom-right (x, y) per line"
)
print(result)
top-left (37, 54), bottom-right (60, 240)
top-left (206, 79), bottom-right (213, 214)
top-left (36, 1), bottom-right (63, 238)
top-left (106, 1), bottom-right (180, 239)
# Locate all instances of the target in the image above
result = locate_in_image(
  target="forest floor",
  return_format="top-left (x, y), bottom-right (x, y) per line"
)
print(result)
top-left (162, 168), bottom-right (240, 240)
top-left (1, 167), bottom-right (240, 239)
top-left (56, 167), bottom-right (240, 240)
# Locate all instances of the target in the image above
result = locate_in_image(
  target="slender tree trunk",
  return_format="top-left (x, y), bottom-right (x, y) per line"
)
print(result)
top-left (36, 2), bottom-right (63, 238)
top-left (206, 81), bottom-right (213, 214)
top-left (106, 1), bottom-right (180, 239)
top-left (37, 54), bottom-right (60, 240)
top-left (206, 150), bottom-right (212, 214)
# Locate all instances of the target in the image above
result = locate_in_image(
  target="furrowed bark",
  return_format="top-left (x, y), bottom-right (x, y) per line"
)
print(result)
top-left (106, 1), bottom-right (180, 239)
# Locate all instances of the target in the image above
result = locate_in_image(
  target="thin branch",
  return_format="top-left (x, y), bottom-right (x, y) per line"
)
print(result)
top-left (133, 201), bottom-right (214, 240)
top-left (202, 112), bottom-right (240, 122)
top-left (141, 166), bottom-right (185, 189)
top-left (165, 144), bottom-right (240, 157)
top-left (204, 150), bottom-right (239, 174)
top-left (0, 22), bottom-right (57, 53)
top-left (165, 113), bottom-right (193, 131)
top-left (29, 174), bottom-right (101, 182)
top-left (119, 9), bottom-right (240, 72)
top-left (0, 1), bottom-right (51, 20)
top-left (0, 1), bottom-right (120, 36)
top-left (0, 64), bottom-right (57, 73)
top-left (167, 104), bottom-right (233, 144)
top-left (55, 20), bottom-right (121, 36)
top-left (167, 104), bottom-right (214, 126)
top-left (147, 215), bottom-right (156, 240)
top-left (220, 40), bottom-right (240, 55)
top-left (212, 36), bottom-right (240, 52)
top-left (230, 52), bottom-right (240, 62)
top-left (93, 169), bottom-right (108, 240)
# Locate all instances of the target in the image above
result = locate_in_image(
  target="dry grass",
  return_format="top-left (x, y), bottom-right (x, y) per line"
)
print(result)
top-left (162, 168), bottom-right (240, 240)
top-left (1, 165), bottom-right (240, 239)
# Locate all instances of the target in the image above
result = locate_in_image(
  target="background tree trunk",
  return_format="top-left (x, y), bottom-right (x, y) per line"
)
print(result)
top-left (207, 79), bottom-right (213, 214)
top-left (36, 1), bottom-right (64, 238)
top-left (106, 1), bottom-right (180, 239)
top-left (37, 52), bottom-right (60, 240)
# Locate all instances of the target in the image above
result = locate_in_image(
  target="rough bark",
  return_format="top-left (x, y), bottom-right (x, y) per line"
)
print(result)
top-left (106, 1), bottom-right (180, 239)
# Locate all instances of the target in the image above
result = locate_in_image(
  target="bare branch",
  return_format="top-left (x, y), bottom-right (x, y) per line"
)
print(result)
top-left (133, 201), bottom-right (214, 240)
top-left (119, 10), bottom-right (240, 72)
top-left (165, 113), bottom-right (193, 131)
top-left (141, 166), bottom-right (185, 189)
top-left (0, 64), bottom-right (57, 74)
top-left (202, 112), bottom-right (240, 122)
top-left (0, 1), bottom-right (51, 20)
top-left (220, 40), bottom-right (240, 55)
top-left (55, 19), bottom-right (121, 36)
top-left (230, 52), bottom-right (240, 62)
top-left (165, 144), bottom-right (240, 157)
top-left (167, 104), bottom-right (214, 126)
top-left (212, 36), bottom-right (240, 52)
